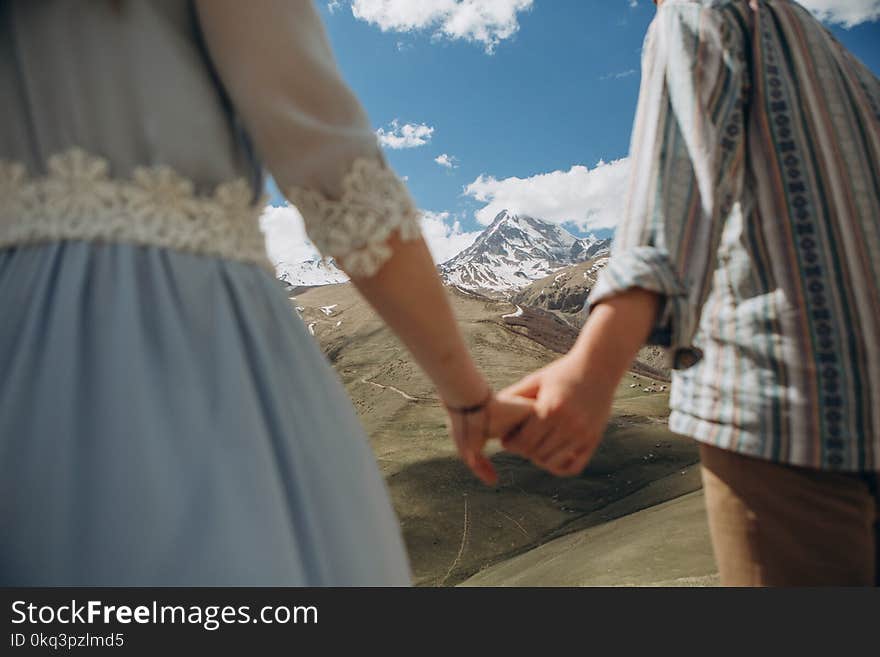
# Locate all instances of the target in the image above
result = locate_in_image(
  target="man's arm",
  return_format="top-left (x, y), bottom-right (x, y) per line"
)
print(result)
top-left (502, 4), bottom-right (748, 476)
top-left (502, 290), bottom-right (659, 476)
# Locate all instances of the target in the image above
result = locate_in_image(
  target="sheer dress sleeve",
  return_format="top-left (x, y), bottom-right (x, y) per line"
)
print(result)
top-left (195, 0), bottom-right (421, 277)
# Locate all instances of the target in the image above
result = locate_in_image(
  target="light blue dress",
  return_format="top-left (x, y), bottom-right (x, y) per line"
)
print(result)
top-left (0, 1), bottom-right (413, 585)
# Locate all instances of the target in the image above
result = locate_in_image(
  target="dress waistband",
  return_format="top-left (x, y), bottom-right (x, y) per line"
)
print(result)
top-left (0, 149), bottom-right (271, 271)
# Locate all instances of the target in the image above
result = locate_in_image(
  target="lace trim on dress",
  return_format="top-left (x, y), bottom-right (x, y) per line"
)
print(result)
top-left (286, 157), bottom-right (422, 278)
top-left (0, 148), bottom-right (271, 270)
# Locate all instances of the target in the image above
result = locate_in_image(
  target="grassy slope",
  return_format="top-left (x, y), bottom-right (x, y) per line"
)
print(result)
top-left (294, 283), bottom-right (701, 586)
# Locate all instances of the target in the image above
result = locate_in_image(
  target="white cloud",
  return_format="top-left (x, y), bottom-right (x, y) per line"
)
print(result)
top-left (434, 153), bottom-right (459, 168)
top-left (327, 0), bottom-right (343, 14)
top-left (799, 0), bottom-right (880, 26)
top-left (261, 204), bottom-right (477, 270)
top-left (376, 120), bottom-right (434, 149)
top-left (260, 204), bottom-right (320, 268)
top-left (464, 159), bottom-right (631, 231)
top-left (347, 0), bottom-right (534, 53)
top-left (420, 211), bottom-right (481, 262)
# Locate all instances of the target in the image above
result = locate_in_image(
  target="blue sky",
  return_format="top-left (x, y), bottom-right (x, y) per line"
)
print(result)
top-left (263, 0), bottom-right (880, 266)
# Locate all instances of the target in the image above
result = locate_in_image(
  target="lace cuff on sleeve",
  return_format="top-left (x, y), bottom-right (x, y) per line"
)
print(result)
top-left (285, 158), bottom-right (422, 278)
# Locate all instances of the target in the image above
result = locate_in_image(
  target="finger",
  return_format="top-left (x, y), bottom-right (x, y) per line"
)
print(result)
top-left (465, 442), bottom-right (497, 486)
top-left (487, 394), bottom-right (534, 438)
top-left (500, 413), bottom-right (532, 451)
top-left (542, 439), bottom-right (584, 475)
top-left (530, 428), bottom-right (554, 459)
top-left (500, 371), bottom-right (542, 399)
top-left (533, 436), bottom-right (576, 476)
top-left (446, 413), bottom-right (468, 452)
top-left (534, 426), bottom-right (569, 463)
top-left (558, 456), bottom-right (589, 477)
top-left (457, 430), bottom-right (497, 486)
top-left (448, 415), bottom-right (476, 462)
top-left (450, 411), bottom-right (499, 487)
top-left (557, 452), bottom-right (590, 478)
top-left (470, 452), bottom-right (498, 487)
top-left (558, 441), bottom-right (599, 477)
top-left (453, 414), bottom-right (485, 457)
top-left (502, 414), bottom-right (550, 458)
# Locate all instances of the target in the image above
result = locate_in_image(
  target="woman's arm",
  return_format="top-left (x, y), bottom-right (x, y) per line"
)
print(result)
top-left (348, 234), bottom-right (487, 408)
top-left (350, 233), bottom-right (533, 485)
top-left (196, 0), bottom-right (531, 484)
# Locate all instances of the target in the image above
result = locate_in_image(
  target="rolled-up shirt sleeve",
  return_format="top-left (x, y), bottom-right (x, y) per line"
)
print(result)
top-left (587, 5), bottom-right (748, 368)
top-left (195, 0), bottom-right (421, 278)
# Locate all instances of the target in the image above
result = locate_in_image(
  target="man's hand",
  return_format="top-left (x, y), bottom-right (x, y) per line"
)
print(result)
top-left (500, 289), bottom-right (661, 478)
top-left (500, 353), bottom-right (615, 477)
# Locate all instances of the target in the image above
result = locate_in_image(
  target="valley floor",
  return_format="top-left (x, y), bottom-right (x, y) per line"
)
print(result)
top-left (294, 283), bottom-right (716, 586)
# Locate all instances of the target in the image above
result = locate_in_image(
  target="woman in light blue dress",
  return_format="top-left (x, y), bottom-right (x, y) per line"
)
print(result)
top-left (0, 0), bottom-right (529, 585)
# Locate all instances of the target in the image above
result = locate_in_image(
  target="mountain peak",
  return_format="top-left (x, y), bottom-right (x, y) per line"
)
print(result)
top-left (487, 209), bottom-right (537, 230)
top-left (440, 211), bottom-right (611, 294)
top-left (490, 209), bottom-right (514, 225)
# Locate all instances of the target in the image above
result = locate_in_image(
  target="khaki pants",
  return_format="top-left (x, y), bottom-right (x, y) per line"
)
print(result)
top-left (700, 444), bottom-right (879, 586)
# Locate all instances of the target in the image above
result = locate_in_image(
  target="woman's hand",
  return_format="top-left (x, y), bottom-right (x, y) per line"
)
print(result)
top-left (445, 392), bottom-right (534, 486)
top-left (499, 354), bottom-right (614, 477)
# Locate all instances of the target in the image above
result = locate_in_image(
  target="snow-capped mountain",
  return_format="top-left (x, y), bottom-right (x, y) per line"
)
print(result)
top-left (440, 210), bottom-right (611, 293)
top-left (276, 258), bottom-right (348, 289)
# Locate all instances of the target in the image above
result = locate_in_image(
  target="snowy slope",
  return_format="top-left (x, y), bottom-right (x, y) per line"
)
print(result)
top-left (276, 258), bottom-right (348, 288)
top-left (439, 210), bottom-right (611, 293)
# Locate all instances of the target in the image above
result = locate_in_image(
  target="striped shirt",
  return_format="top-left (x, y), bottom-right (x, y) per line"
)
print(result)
top-left (589, 0), bottom-right (880, 472)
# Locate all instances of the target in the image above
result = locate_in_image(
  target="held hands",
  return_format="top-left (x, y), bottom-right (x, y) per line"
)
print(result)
top-left (500, 352), bottom-right (614, 477)
top-left (444, 293), bottom-right (658, 484)
top-left (444, 353), bottom-right (614, 484)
